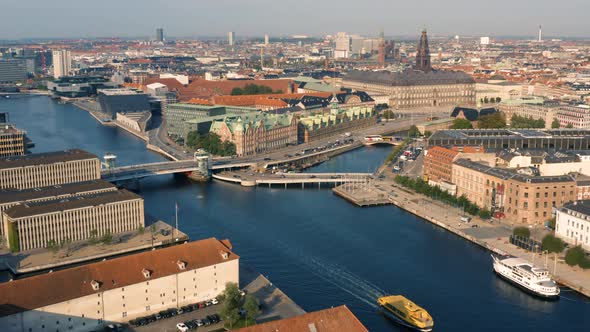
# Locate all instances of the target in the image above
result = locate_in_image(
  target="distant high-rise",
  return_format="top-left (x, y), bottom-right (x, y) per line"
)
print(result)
top-left (228, 31), bottom-right (235, 46)
top-left (156, 28), bottom-right (164, 42)
top-left (415, 29), bottom-right (431, 72)
top-left (52, 50), bottom-right (71, 78)
top-left (334, 32), bottom-right (350, 59)
top-left (538, 25), bottom-right (543, 43)
top-left (264, 34), bottom-right (270, 46)
top-left (378, 30), bottom-right (385, 68)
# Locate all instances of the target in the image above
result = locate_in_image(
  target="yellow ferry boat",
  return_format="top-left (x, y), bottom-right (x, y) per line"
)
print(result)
top-left (378, 295), bottom-right (434, 331)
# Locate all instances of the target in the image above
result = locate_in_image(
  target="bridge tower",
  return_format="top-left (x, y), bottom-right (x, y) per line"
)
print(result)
top-left (102, 153), bottom-right (117, 170)
top-left (194, 149), bottom-right (212, 180)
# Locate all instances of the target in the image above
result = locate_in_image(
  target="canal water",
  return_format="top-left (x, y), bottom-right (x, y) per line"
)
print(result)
top-left (1, 96), bottom-right (589, 331)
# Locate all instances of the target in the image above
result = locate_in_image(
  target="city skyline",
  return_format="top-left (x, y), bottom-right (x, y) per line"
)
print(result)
top-left (1, 0), bottom-right (590, 39)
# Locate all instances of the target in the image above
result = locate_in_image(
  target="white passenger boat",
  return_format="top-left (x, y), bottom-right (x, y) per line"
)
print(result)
top-left (492, 255), bottom-right (560, 300)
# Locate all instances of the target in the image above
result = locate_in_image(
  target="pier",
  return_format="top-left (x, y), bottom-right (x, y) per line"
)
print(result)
top-left (213, 171), bottom-right (372, 187)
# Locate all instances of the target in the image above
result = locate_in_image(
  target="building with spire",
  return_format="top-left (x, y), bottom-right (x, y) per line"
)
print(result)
top-left (342, 30), bottom-right (476, 110)
top-left (415, 29), bottom-right (431, 72)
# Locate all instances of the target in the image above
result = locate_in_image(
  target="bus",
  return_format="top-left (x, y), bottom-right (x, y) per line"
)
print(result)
top-left (364, 135), bottom-right (383, 142)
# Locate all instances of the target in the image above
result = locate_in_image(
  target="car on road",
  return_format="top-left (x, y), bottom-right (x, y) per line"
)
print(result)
top-left (263, 157), bottom-right (272, 161)
top-left (310, 175), bottom-right (317, 178)
top-left (176, 322), bottom-right (189, 332)
top-left (211, 298), bottom-right (219, 305)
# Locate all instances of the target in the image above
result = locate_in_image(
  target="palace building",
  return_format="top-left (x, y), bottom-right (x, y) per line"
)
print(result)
top-left (342, 30), bottom-right (476, 109)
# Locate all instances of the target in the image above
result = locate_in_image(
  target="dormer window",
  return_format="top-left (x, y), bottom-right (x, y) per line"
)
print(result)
top-left (177, 260), bottom-right (187, 270)
top-left (91, 280), bottom-right (100, 291)
top-left (142, 268), bottom-right (151, 279)
top-left (220, 251), bottom-right (229, 260)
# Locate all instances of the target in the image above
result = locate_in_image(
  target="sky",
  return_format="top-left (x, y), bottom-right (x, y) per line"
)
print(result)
top-left (1, 0), bottom-right (589, 40)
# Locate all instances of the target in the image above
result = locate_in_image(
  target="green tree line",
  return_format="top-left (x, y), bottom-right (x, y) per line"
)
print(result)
top-left (231, 84), bottom-right (283, 95)
top-left (186, 132), bottom-right (236, 156)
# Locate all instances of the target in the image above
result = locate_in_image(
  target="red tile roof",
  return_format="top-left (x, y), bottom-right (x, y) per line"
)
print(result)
top-left (232, 306), bottom-right (368, 332)
top-left (0, 238), bottom-right (238, 317)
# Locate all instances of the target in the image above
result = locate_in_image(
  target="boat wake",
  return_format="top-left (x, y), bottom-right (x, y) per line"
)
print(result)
top-left (275, 240), bottom-right (386, 309)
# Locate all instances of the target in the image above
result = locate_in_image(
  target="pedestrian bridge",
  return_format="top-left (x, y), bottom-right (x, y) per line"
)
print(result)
top-left (101, 160), bottom-right (204, 182)
top-left (213, 172), bottom-right (373, 187)
top-left (362, 136), bottom-right (404, 146)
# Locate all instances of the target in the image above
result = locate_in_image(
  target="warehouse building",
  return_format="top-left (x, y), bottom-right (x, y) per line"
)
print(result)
top-left (0, 238), bottom-right (239, 332)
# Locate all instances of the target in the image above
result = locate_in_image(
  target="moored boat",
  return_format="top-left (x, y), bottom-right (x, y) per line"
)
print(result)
top-left (491, 254), bottom-right (560, 300)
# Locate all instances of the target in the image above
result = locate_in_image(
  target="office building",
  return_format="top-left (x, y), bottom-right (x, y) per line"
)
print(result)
top-left (334, 32), bottom-right (350, 59)
top-left (298, 106), bottom-right (376, 143)
top-left (429, 129), bottom-right (590, 150)
top-left (555, 201), bottom-right (590, 251)
top-left (233, 306), bottom-right (368, 332)
top-left (165, 103), bottom-right (257, 140)
top-left (3, 189), bottom-right (143, 252)
top-left (452, 158), bottom-right (576, 224)
top-left (0, 124), bottom-right (26, 157)
top-left (228, 31), bottom-right (235, 46)
top-left (0, 180), bottom-right (116, 238)
top-left (0, 149), bottom-right (100, 190)
top-left (0, 238), bottom-right (239, 332)
top-left (47, 76), bottom-right (118, 98)
top-left (156, 28), bottom-right (164, 42)
top-left (0, 59), bottom-right (27, 83)
top-left (210, 113), bottom-right (298, 156)
top-left (52, 50), bottom-right (71, 78)
top-left (480, 37), bottom-right (490, 45)
top-left (97, 89), bottom-right (151, 119)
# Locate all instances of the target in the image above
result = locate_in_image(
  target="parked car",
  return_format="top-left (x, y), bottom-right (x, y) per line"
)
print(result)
top-left (195, 319), bottom-right (204, 327)
top-left (176, 322), bottom-right (189, 332)
top-left (176, 308), bottom-right (184, 315)
top-left (202, 317), bottom-right (211, 326)
top-left (211, 298), bottom-right (219, 305)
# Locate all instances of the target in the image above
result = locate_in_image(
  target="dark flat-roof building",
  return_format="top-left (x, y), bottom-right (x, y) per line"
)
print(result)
top-left (97, 89), bottom-right (151, 119)
top-left (429, 128), bottom-right (590, 150)
top-left (0, 59), bottom-right (27, 83)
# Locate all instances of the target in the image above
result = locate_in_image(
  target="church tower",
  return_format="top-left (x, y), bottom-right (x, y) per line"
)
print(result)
top-left (415, 29), bottom-right (431, 72)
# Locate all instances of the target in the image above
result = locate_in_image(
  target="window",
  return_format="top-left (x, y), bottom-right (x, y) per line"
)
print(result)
top-left (122, 312), bottom-right (127, 317)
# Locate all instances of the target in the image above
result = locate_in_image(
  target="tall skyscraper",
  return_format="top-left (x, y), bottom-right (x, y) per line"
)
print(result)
top-left (415, 29), bottom-right (431, 72)
top-left (378, 30), bottom-right (385, 68)
top-left (538, 25), bottom-right (543, 43)
top-left (156, 28), bottom-right (164, 42)
top-left (228, 31), bottom-right (235, 46)
top-left (264, 34), bottom-right (270, 46)
top-left (334, 32), bottom-right (350, 59)
top-left (52, 50), bottom-right (71, 78)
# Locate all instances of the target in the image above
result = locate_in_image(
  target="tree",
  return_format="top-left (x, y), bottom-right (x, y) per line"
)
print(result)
top-left (423, 131), bottom-right (432, 138)
top-left (510, 115), bottom-right (545, 129)
top-left (137, 224), bottom-right (145, 235)
top-left (451, 118), bottom-right (473, 129)
top-left (46, 239), bottom-right (59, 253)
top-left (408, 125), bottom-right (421, 138)
top-left (483, 96), bottom-right (489, 104)
top-left (513, 226), bottom-right (531, 238)
top-left (101, 229), bottom-right (113, 245)
top-left (89, 229), bottom-right (99, 245)
top-left (383, 109), bottom-right (395, 121)
top-left (565, 246), bottom-right (590, 268)
top-left (566, 123), bottom-right (574, 129)
top-left (495, 97), bottom-right (501, 103)
top-left (541, 234), bottom-right (565, 253)
top-left (478, 209), bottom-right (492, 219)
top-left (185, 131), bottom-right (236, 157)
top-left (243, 295), bottom-right (261, 326)
top-left (551, 119), bottom-right (560, 128)
top-left (220, 282), bottom-right (243, 328)
top-left (230, 84), bottom-right (281, 96)
top-left (478, 112), bottom-right (506, 129)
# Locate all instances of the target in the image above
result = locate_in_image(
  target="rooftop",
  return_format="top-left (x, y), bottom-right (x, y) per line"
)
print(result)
top-left (4, 189), bottom-right (141, 219)
top-left (98, 88), bottom-right (144, 96)
top-left (0, 149), bottom-right (97, 171)
top-left (0, 238), bottom-right (238, 317)
top-left (233, 306), bottom-right (368, 332)
top-left (344, 69), bottom-right (475, 86)
top-left (0, 180), bottom-right (115, 205)
top-left (454, 158), bottom-right (574, 184)
top-left (562, 200), bottom-right (590, 217)
top-left (429, 128), bottom-right (590, 141)
top-left (0, 123), bottom-right (24, 135)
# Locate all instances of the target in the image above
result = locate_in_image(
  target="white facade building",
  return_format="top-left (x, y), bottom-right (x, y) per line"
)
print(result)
top-left (0, 238), bottom-right (239, 332)
top-left (228, 31), bottom-right (235, 46)
top-left (480, 37), bottom-right (490, 45)
top-left (334, 32), bottom-right (350, 59)
top-left (554, 202), bottom-right (590, 251)
top-left (52, 50), bottom-right (71, 78)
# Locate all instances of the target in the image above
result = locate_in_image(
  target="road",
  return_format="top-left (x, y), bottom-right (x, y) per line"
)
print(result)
top-left (146, 113), bottom-right (439, 166)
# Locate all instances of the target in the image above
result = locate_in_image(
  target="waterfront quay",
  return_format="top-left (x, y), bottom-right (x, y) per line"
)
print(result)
top-left (335, 179), bottom-right (590, 299)
top-left (214, 170), bottom-right (371, 187)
